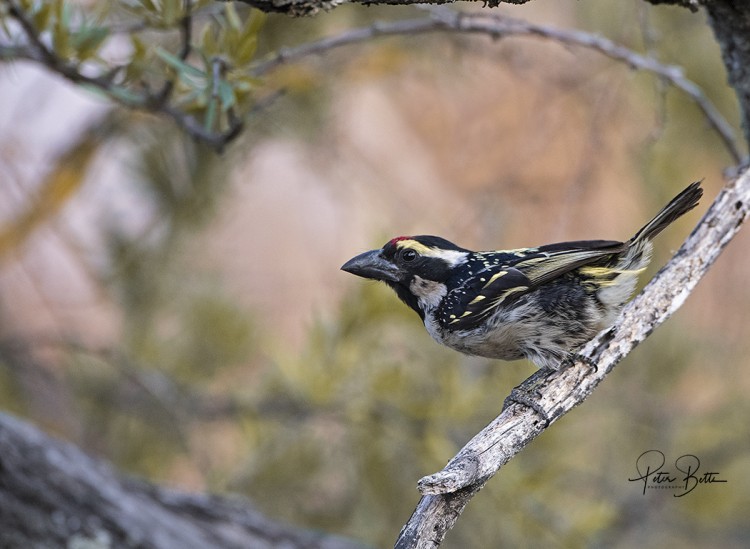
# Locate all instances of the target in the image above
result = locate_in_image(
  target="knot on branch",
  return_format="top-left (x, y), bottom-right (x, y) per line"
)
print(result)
top-left (418, 452), bottom-right (481, 495)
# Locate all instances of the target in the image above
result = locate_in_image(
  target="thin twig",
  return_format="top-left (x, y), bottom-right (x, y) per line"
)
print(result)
top-left (153, 0), bottom-right (194, 107)
top-left (1, 0), bottom-right (145, 107)
top-left (1, 0), bottom-right (241, 151)
top-left (2, 2), bottom-right (742, 161)
top-left (2, 0), bottom-right (131, 96)
top-left (251, 9), bottom-right (744, 164)
top-left (3, 0), bottom-right (58, 67)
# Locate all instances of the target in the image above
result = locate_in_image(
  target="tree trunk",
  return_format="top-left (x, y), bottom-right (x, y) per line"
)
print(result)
top-left (0, 413), bottom-right (364, 549)
top-left (704, 0), bottom-right (750, 146)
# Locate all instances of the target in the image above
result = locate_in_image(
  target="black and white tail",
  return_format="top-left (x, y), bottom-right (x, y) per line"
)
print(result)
top-left (597, 181), bottom-right (703, 325)
top-left (631, 181), bottom-right (704, 245)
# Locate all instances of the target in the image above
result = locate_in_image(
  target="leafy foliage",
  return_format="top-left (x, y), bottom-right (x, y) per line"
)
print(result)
top-left (0, 0), bottom-right (267, 148)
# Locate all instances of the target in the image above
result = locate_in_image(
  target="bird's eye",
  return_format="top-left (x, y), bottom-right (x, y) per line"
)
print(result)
top-left (402, 249), bottom-right (418, 262)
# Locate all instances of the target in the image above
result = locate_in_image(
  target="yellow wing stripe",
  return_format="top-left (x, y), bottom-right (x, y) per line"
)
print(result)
top-left (482, 270), bottom-right (508, 289)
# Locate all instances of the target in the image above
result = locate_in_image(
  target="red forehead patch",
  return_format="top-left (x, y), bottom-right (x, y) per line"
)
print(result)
top-left (388, 236), bottom-right (412, 246)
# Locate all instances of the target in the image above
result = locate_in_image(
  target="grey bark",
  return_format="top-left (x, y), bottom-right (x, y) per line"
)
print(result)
top-left (703, 0), bottom-right (750, 145)
top-left (235, 0), bottom-right (698, 16)
top-left (0, 412), bottom-right (365, 549)
top-left (236, 0), bottom-right (528, 17)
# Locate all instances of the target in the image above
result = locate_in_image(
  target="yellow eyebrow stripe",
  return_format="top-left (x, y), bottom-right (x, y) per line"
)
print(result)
top-left (395, 239), bottom-right (434, 256)
top-left (395, 239), bottom-right (468, 265)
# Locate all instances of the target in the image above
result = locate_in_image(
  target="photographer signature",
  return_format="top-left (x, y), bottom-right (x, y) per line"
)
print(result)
top-left (628, 450), bottom-right (727, 497)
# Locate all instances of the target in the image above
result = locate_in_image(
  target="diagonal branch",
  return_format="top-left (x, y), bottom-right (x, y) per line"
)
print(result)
top-left (1, 0), bottom-right (144, 107)
top-left (234, 0), bottom-right (533, 17)
top-left (394, 168), bottom-right (750, 547)
top-left (234, 0), bottom-right (700, 17)
top-left (252, 9), bottom-right (744, 164)
top-left (3, 2), bottom-right (740, 159)
top-left (151, 0), bottom-right (195, 107)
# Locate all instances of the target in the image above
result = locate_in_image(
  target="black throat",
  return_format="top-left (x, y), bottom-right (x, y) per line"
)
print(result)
top-left (386, 280), bottom-right (425, 320)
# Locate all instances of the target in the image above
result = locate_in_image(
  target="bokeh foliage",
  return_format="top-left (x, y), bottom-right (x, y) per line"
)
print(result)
top-left (1, 1), bottom-right (749, 548)
top-left (1, 0), bottom-right (266, 147)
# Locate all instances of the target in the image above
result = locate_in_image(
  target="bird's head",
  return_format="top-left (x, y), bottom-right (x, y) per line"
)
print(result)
top-left (341, 235), bottom-right (469, 318)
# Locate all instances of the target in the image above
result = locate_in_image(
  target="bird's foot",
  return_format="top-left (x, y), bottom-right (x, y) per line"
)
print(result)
top-left (560, 352), bottom-right (598, 373)
top-left (504, 387), bottom-right (551, 428)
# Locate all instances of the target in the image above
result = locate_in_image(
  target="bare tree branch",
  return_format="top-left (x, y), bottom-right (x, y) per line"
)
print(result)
top-left (1, 0), bottom-right (141, 106)
top-left (703, 0), bottom-right (750, 146)
top-left (238, 0), bottom-right (750, 154)
top-left (151, 0), bottom-right (194, 108)
top-left (252, 9), bottom-right (744, 164)
top-left (2, 2), bottom-right (740, 160)
top-left (0, 411), bottom-right (366, 549)
top-left (234, 0), bottom-right (700, 17)
top-left (394, 169), bottom-right (750, 548)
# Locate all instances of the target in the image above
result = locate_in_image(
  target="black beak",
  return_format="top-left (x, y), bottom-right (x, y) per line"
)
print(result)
top-left (341, 249), bottom-right (400, 283)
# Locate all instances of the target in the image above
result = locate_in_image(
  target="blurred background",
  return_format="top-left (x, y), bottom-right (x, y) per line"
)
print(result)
top-left (1, 0), bottom-right (749, 547)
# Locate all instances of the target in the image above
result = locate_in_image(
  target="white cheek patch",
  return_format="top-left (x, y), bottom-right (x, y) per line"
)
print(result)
top-left (410, 276), bottom-right (447, 310)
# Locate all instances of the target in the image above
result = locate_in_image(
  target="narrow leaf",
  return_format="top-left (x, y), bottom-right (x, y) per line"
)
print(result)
top-left (218, 80), bottom-right (235, 109)
top-left (224, 3), bottom-right (241, 31)
top-left (156, 47), bottom-right (205, 79)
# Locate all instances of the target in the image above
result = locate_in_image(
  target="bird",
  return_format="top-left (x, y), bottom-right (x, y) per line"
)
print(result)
top-left (341, 182), bottom-right (703, 371)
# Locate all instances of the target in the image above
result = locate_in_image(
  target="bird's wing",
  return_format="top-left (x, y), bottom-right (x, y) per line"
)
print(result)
top-left (515, 240), bottom-right (625, 286)
top-left (438, 240), bottom-right (624, 331)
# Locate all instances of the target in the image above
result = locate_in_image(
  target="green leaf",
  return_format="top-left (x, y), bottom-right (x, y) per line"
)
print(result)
top-left (218, 80), bottom-right (236, 110)
top-left (59, 0), bottom-right (71, 27)
top-left (130, 34), bottom-right (148, 60)
top-left (199, 24), bottom-right (218, 57)
top-left (0, 12), bottom-right (12, 37)
top-left (162, 0), bottom-right (181, 25)
top-left (224, 3), bottom-right (242, 31)
top-left (51, 2), bottom-right (69, 56)
top-left (204, 97), bottom-right (217, 131)
top-left (81, 83), bottom-right (143, 105)
top-left (179, 86), bottom-right (208, 108)
top-left (231, 74), bottom-right (259, 93)
top-left (192, 0), bottom-right (214, 10)
top-left (247, 9), bottom-right (265, 36)
top-left (32, 2), bottom-right (53, 30)
top-left (72, 25), bottom-right (109, 60)
top-left (156, 47), bottom-right (205, 79)
top-left (123, 35), bottom-right (148, 82)
top-left (121, 0), bottom-right (160, 26)
top-left (137, 0), bottom-right (158, 12)
top-left (235, 35), bottom-right (257, 66)
top-left (108, 86), bottom-right (146, 105)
